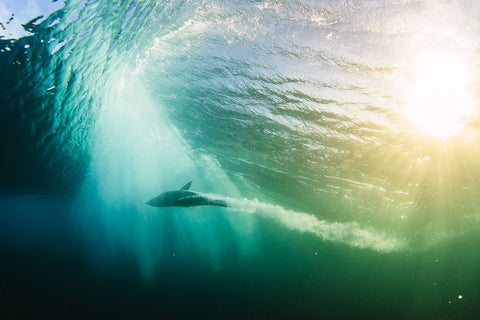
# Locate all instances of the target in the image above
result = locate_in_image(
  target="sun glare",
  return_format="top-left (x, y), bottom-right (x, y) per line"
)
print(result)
top-left (407, 53), bottom-right (474, 138)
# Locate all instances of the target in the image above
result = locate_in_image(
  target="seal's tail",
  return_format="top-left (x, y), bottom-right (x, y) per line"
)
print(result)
top-left (209, 199), bottom-right (227, 207)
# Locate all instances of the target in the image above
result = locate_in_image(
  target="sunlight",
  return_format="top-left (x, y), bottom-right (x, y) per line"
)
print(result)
top-left (407, 53), bottom-right (475, 138)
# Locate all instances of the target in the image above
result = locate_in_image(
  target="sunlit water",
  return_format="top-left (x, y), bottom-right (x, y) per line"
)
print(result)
top-left (2, 0), bottom-right (480, 318)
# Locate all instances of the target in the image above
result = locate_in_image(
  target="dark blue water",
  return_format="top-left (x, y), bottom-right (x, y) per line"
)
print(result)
top-left (2, 0), bottom-right (480, 318)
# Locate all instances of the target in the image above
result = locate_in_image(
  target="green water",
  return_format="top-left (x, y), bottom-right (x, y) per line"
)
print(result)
top-left (1, 0), bottom-right (480, 318)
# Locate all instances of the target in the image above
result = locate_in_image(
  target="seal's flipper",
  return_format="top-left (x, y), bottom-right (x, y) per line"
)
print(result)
top-left (180, 181), bottom-right (193, 190)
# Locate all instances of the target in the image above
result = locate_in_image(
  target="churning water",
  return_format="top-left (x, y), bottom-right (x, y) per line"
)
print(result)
top-left (2, 0), bottom-right (480, 319)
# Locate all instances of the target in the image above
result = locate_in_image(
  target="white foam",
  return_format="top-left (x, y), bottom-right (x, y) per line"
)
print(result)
top-left (221, 196), bottom-right (406, 252)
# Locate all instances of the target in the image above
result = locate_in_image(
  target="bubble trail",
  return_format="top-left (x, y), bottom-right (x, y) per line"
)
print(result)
top-left (207, 195), bottom-right (407, 253)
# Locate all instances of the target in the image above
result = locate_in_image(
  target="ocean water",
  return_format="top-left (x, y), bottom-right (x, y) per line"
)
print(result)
top-left (1, 0), bottom-right (480, 318)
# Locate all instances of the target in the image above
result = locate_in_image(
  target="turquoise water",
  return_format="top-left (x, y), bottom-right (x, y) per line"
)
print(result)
top-left (1, 0), bottom-right (480, 318)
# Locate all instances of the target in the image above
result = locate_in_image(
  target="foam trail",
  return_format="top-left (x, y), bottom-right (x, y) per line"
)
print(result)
top-left (211, 195), bottom-right (406, 252)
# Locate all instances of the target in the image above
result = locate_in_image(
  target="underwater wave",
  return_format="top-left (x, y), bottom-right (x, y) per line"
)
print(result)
top-left (1, 0), bottom-right (480, 278)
